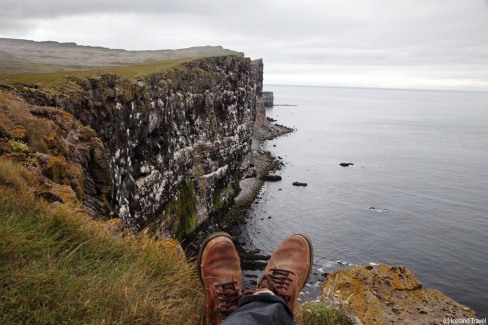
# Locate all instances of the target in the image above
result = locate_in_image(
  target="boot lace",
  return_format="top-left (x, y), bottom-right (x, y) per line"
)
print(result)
top-left (214, 281), bottom-right (241, 318)
top-left (260, 268), bottom-right (296, 303)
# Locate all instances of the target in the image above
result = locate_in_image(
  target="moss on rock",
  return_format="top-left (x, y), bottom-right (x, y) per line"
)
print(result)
top-left (212, 188), bottom-right (224, 211)
top-left (164, 181), bottom-right (198, 238)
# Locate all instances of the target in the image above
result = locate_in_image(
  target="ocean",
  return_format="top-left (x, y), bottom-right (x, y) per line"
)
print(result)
top-left (231, 85), bottom-right (488, 317)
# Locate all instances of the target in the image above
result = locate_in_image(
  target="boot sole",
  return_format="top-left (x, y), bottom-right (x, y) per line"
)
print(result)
top-left (197, 231), bottom-right (234, 285)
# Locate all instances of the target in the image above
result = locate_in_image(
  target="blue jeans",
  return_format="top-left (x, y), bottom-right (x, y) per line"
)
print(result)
top-left (221, 293), bottom-right (293, 325)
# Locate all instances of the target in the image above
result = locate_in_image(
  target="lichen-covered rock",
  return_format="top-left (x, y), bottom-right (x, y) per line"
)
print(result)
top-left (322, 264), bottom-right (478, 324)
top-left (10, 125), bottom-right (28, 141)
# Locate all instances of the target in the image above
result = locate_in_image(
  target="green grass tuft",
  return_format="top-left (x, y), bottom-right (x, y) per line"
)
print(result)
top-left (295, 302), bottom-right (354, 325)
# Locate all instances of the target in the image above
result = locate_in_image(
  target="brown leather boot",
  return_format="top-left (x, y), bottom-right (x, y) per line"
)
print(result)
top-left (258, 234), bottom-right (313, 312)
top-left (197, 232), bottom-right (242, 325)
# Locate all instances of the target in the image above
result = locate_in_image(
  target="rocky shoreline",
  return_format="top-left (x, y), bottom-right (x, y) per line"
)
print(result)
top-left (183, 106), bottom-right (293, 255)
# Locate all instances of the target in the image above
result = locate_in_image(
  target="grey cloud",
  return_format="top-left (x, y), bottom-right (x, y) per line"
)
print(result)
top-left (0, 0), bottom-right (227, 19)
top-left (274, 44), bottom-right (488, 66)
top-left (0, 0), bottom-right (254, 19)
top-left (3, 0), bottom-right (488, 50)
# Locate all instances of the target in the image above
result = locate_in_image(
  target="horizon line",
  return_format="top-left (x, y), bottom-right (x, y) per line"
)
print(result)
top-left (263, 83), bottom-right (488, 93)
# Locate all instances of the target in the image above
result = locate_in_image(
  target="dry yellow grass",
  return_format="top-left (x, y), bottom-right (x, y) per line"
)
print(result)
top-left (0, 158), bottom-right (204, 324)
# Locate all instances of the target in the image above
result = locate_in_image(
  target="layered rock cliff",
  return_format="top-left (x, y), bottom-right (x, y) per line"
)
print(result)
top-left (2, 55), bottom-right (264, 237)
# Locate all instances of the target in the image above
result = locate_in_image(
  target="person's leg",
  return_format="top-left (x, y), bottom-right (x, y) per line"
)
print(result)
top-left (198, 232), bottom-right (242, 325)
top-left (220, 292), bottom-right (293, 325)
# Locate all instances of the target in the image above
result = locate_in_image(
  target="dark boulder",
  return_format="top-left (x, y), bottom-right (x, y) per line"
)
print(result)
top-left (262, 174), bottom-right (282, 182)
top-left (339, 162), bottom-right (354, 167)
top-left (292, 181), bottom-right (307, 186)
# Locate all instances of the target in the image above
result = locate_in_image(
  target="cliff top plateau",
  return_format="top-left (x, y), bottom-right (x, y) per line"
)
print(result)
top-left (0, 37), bottom-right (243, 74)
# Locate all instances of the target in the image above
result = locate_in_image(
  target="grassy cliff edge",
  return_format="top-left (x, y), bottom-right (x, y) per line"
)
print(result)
top-left (0, 158), bottom-right (203, 324)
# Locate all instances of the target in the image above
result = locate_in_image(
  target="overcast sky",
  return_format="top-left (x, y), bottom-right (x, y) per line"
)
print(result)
top-left (2, 0), bottom-right (488, 90)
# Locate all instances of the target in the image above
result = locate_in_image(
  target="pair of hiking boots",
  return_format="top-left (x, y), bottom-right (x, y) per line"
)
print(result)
top-left (198, 232), bottom-right (313, 324)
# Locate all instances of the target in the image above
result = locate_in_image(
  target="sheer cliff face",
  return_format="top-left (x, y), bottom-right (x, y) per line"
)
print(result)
top-left (46, 56), bottom-right (264, 235)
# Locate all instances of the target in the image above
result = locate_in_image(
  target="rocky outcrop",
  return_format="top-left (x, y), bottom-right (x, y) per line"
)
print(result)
top-left (322, 264), bottom-right (478, 324)
top-left (262, 91), bottom-right (274, 107)
top-left (7, 56), bottom-right (264, 237)
top-left (0, 94), bottom-right (112, 215)
top-left (253, 92), bottom-right (293, 142)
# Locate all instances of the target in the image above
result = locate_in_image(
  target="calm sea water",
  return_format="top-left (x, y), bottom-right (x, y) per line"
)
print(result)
top-left (231, 85), bottom-right (488, 317)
